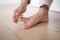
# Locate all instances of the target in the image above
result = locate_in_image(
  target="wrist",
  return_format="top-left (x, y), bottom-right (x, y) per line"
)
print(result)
top-left (28, 0), bottom-right (31, 4)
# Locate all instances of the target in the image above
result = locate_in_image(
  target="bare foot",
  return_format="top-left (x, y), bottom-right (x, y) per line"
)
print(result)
top-left (13, 0), bottom-right (48, 30)
top-left (21, 6), bottom-right (48, 29)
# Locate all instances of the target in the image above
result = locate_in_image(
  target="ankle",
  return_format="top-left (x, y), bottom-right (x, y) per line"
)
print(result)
top-left (40, 4), bottom-right (49, 10)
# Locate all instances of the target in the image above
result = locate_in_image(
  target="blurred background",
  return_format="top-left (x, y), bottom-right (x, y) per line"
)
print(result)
top-left (0, 0), bottom-right (60, 12)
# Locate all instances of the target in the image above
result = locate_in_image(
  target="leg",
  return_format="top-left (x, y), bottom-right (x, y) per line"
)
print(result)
top-left (22, 0), bottom-right (53, 29)
top-left (23, 5), bottom-right (48, 29)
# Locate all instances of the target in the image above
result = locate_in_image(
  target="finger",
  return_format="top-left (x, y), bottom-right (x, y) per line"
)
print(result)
top-left (14, 8), bottom-right (19, 15)
top-left (22, 18), bottom-right (34, 29)
top-left (13, 16), bottom-right (17, 23)
top-left (13, 13), bottom-right (19, 23)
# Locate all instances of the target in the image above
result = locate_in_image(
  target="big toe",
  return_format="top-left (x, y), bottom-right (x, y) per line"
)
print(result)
top-left (22, 17), bottom-right (39, 29)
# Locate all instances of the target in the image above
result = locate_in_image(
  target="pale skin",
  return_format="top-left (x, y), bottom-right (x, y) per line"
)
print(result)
top-left (13, 0), bottom-right (48, 29)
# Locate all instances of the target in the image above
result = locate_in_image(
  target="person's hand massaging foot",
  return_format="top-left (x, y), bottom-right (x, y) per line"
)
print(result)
top-left (13, 0), bottom-right (49, 29)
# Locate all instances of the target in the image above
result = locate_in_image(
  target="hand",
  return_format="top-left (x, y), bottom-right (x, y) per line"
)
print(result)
top-left (13, 6), bottom-right (26, 23)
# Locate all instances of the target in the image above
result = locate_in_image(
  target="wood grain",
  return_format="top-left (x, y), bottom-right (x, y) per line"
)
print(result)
top-left (0, 4), bottom-right (60, 40)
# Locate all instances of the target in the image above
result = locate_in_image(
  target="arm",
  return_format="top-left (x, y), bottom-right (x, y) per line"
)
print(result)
top-left (20, 0), bottom-right (31, 7)
top-left (20, 0), bottom-right (28, 7)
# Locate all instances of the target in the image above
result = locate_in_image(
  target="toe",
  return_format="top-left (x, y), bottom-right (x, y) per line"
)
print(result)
top-left (22, 17), bottom-right (38, 30)
top-left (23, 22), bottom-right (32, 30)
top-left (20, 17), bottom-right (29, 23)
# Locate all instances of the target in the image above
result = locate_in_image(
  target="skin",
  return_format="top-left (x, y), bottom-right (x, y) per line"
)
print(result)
top-left (13, 0), bottom-right (48, 30)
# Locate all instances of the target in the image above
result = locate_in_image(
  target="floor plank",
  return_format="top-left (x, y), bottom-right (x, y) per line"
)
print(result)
top-left (0, 4), bottom-right (60, 40)
top-left (0, 20), bottom-right (21, 40)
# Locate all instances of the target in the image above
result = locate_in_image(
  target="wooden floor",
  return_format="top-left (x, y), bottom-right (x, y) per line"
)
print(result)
top-left (0, 4), bottom-right (60, 40)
